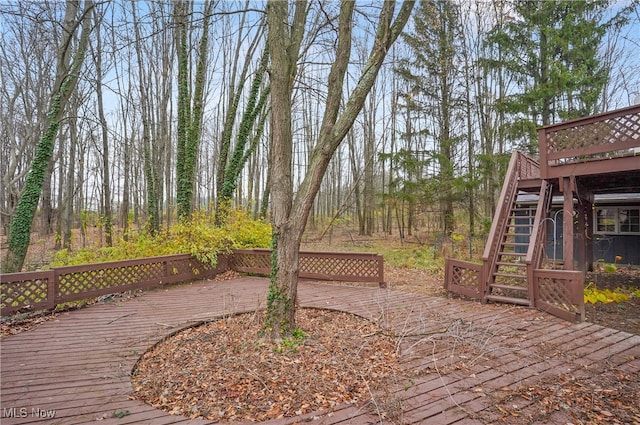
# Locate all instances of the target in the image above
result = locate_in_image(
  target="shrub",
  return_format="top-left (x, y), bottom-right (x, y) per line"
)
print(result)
top-left (50, 209), bottom-right (271, 268)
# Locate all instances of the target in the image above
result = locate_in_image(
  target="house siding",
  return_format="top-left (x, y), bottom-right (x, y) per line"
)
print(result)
top-left (544, 207), bottom-right (640, 266)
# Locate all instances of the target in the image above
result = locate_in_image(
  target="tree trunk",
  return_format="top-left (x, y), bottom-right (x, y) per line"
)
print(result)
top-left (215, 18), bottom-right (262, 216)
top-left (347, 130), bottom-right (364, 235)
top-left (265, 0), bottom-right (414, 339)
top-left (63, 118), bottom-right (77, 249)
top-left (3, 0), bottom-right (94, 273)
top-left (131, 2), bottom-right (161, 234)
top-left (93, 6), bottom-right (112, 246)
top-left (216, 48), bottom-right (270, 225)
top-left (175, 0), bottom-right (213, 220)
top-left (265, 0), bottom-right (306, 338)
top-left (363, 96), bottom-right (375, 236)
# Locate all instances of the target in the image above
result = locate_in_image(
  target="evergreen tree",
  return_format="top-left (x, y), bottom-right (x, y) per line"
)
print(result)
top-left (396, 0), bottom-right (464, 236)
top-left (485, 0), bottom-right (628, 152)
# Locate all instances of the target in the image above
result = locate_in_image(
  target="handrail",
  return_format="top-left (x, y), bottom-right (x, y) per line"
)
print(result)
top-left (517, 153), bottom-right (541, 180)
top-left (481, 152), bottom-right (540, 294)
top-left (482, 152), bottom-right (519, 262)
top-left (539, 104), bottom-right (640, 178)
top-left (525, 180), bottom-right (551, 304)
top-left (525, 180), bottom-right (550, 265)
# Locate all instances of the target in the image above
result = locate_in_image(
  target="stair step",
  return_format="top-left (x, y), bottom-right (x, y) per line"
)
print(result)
top-left (517, 179), bottom-right (544, 190)
top-left (490, 283), bottom-right (528, 292)
top-left (499, 251), bottom-right (527, 257)
top-left (485, 294), bottom-right (530, 306)
top-left (493, 272), bottom-right (526, 279)
top-left (501, 242), bottom-right (529, 247)
top-left (507, 223), bottom-right (534, 228)
top-left (496, 261), bottom-right (527, 267)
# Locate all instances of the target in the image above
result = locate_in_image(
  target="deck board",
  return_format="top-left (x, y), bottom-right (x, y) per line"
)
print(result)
top-left (2, 276), bottom-right (638, 424)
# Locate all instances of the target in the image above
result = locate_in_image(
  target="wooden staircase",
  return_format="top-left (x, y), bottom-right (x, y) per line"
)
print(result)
top-left (482, 152), bottom-right (551, 307)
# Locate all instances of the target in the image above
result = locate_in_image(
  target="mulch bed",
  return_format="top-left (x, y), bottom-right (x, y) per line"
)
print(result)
top-left (131, 308), bottom-right (402, 422)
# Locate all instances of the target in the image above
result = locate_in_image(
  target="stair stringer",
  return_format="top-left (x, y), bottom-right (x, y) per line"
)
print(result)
top-left (481, 151), bottom-right (542, 305)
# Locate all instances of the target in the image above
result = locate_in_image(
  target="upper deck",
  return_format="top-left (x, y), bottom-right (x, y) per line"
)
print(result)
top-left (538, 104), bottom-right (640, 193)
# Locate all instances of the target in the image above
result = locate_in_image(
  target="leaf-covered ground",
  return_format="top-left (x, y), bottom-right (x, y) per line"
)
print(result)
top-left (132, 308), bottom-right (402, 422)
top-left (583, 268), bottom-right (640, 336)
top-left (478, 362), bottom-right (640, 424)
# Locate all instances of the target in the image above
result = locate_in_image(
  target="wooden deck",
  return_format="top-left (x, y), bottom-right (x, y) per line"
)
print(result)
top-left (1, 277), bottom-right (638, 424)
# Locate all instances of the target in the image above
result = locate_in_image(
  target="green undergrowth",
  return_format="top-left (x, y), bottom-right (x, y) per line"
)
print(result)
top-left (584, 257), bottom-right (639, 304)
top-left (379, 247), bottom-right (443, 269)
top-left (273, 328), bottom-right (308, 354)
top-left (584, 282), bottom-right (640, 304)
top-left (50, 209), bottom-right (271, 268)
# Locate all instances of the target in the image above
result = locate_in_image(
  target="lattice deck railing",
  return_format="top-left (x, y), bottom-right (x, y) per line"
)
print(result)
top-left (532, 269), bottom-right (585, 322)
top-left (1, 250), bottom-right (384, 316)
top-left (444, 260), bottom-right (585, 323)
top-left (232, 249), bottom-right (385, 284)
top-left (444, 259), bottom-right (482, 301)
top-left (1, 254), bottom-right (226, 316)
top-left (538, 104), bottom-right (640, 178)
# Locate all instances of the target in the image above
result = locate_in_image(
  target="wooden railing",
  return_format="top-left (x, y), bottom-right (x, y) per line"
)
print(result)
top-left (532, 269), bottom-right (585, 322)
top-left (444, 259), bottom-right (482, 301)
top-left (1, 254), bottom-right (227, 316)
top-left (446, 160), bottom-right (585, 323)
top-left (538, 104), bottom-right (640, 179)
top-left (232, 249), bottom-right (385, 285)
top-left (445, 259), bottom-right (585, 323)
top-left (517, 152), bottom-right (542, 180)
top-left (1, 249), bottom-right (385, 316)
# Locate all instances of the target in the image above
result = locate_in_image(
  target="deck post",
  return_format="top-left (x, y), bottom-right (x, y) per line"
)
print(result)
top-left (575, 187), bottom-right (594, 273)
top-left (576, 200), bottom-right (587, 272)
top-left (585, 198), bottom-right (594, 272)
top-left (538, 128), bottom-right (548, 179)
top-left (562, 177), bottom-right (575, 270)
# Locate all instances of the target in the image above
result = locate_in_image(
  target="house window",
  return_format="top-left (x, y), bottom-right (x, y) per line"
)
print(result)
top-left (620, 208), bottom-right (640, 233)
top-left (595, 207), bottom-right (640, 234)
top-left (596, 208), bottom-right (616, 233)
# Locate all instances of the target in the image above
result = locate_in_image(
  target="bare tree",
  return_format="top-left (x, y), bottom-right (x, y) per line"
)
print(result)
top-left (130, 1), bottom-right (172, 234)
top-left (0, 2), bottom-right (58, 236)
top-left (91, 3), bottom-right (113, 246)
top-left (175, 0), bottom-right (214, 220)
top-left (265, 0), bottom-right (415, 339)
top-left (3, 0), bottom-right (94, 273)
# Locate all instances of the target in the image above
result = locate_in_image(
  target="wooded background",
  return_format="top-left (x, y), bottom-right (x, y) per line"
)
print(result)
top-left (2, 0), bottom-right (639, 266)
